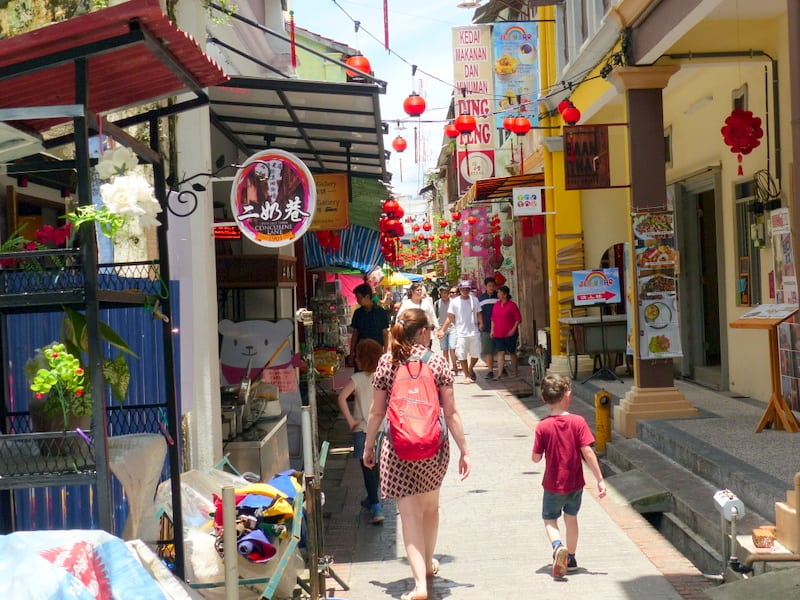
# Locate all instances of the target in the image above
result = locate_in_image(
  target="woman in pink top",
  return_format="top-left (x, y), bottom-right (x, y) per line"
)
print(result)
top-left (490, 285), bottom-right (522, 378)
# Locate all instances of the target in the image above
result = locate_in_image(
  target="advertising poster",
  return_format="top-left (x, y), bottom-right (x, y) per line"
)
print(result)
top-left (633, 211), bottom-right (683, 359)
top-left (230, 149), bottom-right (316, 248)
top-left (772, 208), bottom-right (797, 304)
top-left (491, 22), bottom-right (538, 130)
top-left (310, 172), bottom-right (349, 231)
top-left (571, 269), bottom-right (622, 306)
top-left (452, 25), bottom-right (495, 195)
top-left (563, 125), bottom-right (611, 190)
top-left (778, 320), bottom-right (800, 411)
top-left (459, 205), bottom-right (516, 286)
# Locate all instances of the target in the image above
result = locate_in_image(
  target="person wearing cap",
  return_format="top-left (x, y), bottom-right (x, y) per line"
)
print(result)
top-left (491, 285), bottom-right (522, 379)
top-left (437, 280), bottom-right (482, 383)
top-left (434, 284), bottom-right (458, 374)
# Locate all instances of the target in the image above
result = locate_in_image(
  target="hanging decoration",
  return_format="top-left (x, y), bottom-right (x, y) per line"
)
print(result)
top-left (403, 92), bottom-right (426, 117)
top-left (721, 108), bottom-right (764, 176)
top-left (559, 101), bottom-right (581, 126)
top-left (444, 123), bottom-right (459, 139)
top-left (315, 230), bottom-right (340, 253)
top-left (383, 0), bottom-right (390, 50)
top-left (289, 11), bottom-right (297, 69)
top-left (345, 53), bottom-right (371, 81)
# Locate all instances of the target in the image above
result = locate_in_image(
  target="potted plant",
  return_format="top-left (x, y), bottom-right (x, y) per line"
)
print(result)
top-left (25, 307), bottom-right (137, 437)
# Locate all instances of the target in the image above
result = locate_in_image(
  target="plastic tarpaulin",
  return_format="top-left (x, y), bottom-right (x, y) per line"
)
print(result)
top-left (303, 224), bottom-right (383, 274)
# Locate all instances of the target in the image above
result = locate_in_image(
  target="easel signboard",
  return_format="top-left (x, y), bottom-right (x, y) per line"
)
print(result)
top-left (571, 269), bottom-right (623, 382)
top-left (730, 304), bottom-right (800, 432)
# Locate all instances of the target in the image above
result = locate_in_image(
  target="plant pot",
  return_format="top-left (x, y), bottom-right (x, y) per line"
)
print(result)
top-left (29, 397), bottom-right (92, 456)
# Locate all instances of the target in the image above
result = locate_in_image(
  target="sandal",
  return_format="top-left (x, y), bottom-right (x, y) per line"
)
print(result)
top-left (427, 558), bottom-right (440, 577)
top-left (460, 378), bottom-right (473, 384)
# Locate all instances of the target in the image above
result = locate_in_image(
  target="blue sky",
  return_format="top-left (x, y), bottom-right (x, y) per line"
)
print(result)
top-left (293, 0), bottom-right (477, 203)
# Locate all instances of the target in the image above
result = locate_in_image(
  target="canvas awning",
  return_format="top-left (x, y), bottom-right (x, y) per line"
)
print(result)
top-left (454, 172), bottom-right (546, 211)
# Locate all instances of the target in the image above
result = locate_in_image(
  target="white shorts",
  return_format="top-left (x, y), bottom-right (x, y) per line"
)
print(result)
top-left (455, 334), bottom-right (481, 361)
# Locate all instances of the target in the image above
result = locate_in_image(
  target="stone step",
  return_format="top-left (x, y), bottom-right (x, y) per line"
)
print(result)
top-left (637, 418), bottom-right (787, 521)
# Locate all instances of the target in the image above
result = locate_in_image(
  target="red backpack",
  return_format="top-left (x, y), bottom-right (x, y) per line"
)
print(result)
top-left (386, 351), bottom-right (447, 461)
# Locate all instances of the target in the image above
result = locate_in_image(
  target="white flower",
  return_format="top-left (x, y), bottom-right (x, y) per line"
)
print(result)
top-left (96, 146), bottom-right (139, 181)
top-left (100, 174), bottom-right (162, 233)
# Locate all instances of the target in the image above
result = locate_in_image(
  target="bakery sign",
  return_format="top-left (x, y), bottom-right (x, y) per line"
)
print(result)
top-left (230, 149), bottom-right (317, 248)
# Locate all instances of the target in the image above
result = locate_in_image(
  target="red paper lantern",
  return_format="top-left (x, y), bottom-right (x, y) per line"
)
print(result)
top-left (403, 92), bottom-right (426, 117)
top-left (451, 211), bottom-right (461, 221)
top-left (412, 224), bottom-right (420, 232)
top-left (345, 54), bottom-right (371, 78)
top-left (422, 222), bottom-right (432, 232)
top-left (444, 123), bottom-right (460, 139)
top-left (393, 205), bottom-right (405, 219)
top-left (455, 230), bottom-right (463, 237)
top-left (392, 135), bottom-right (408, 153)
top-left (382, 198), bottom-right (400, 215)
top-left (561, 103), bottom-right (581, 125)
top-left (467, 215), bottom-right (478, 225)
top-left (502, 117), bottom-right (516, 131)
top-left (721, 109), bottom-right (764, 175)
top-left (454, 114), bottom-right (477, 134)
top-left (511, 116), bottom-right (531, 136)
top-left (439, 219), bottom-right (449, 228)
top-left (557, 99), bottom-right (572, 114)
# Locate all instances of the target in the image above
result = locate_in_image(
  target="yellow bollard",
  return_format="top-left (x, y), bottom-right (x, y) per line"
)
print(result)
top-left (594, 389), bottom-right (612, 453)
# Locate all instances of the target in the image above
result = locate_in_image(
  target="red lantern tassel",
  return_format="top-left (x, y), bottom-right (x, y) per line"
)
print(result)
top-left (289, 11), bottom-right (297, 69)
top-left (520, 145), bottom-right (524, 175)
top-left (384, 0), bottom-right (390, 50)
top-left (738, 153), bottom-right (743, 176)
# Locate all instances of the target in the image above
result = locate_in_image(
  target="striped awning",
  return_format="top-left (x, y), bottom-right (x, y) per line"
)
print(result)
top-left (303, 224), bottom-right (383, 273)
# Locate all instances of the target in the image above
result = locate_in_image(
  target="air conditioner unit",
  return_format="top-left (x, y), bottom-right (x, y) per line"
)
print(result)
top-left (0, 122), bottom-right (44, 163)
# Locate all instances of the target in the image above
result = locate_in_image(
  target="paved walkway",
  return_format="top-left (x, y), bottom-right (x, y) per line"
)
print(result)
top-left (319, 367), bottom-right (716, 599)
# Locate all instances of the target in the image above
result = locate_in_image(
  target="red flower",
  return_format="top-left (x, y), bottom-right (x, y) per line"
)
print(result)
top-left (75, 367), bottom-right (84, 376)
top-left (75, 389), bottom-right (84, 396)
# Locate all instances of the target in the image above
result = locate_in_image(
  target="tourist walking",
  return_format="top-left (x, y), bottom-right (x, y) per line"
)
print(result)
top-left (478, 276), bottom-right (498, 379)
top-left (436, 280), bottom-right (482, 384)
top-left (348, 283), bottom-right (390, 365)
top-left (336, 339), bottom-right (385, 524)
top-left (397, 282), bottom-right (438, 330)
top-left (363, 308), bottom-right (470, 600)
top-left (490, 285), bottom-right (522, 379)
top-left (434, 284), bottom-right (458, 374)
top-left (532, 373), bottom-right (607, 578)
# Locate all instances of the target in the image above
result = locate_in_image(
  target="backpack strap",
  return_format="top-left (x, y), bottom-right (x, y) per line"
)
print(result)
top-left (403, 350), bottom-right (434, 379)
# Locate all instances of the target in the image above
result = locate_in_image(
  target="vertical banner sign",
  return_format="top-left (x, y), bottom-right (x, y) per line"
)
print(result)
top-left (492, 22), bottom-right (538, 129)
top-left (512, 186), bottom-right (543, 217)
top-left (633, 211), bottom-right (683, 359)
top-left (230, 149), bottom-right (316, 248)
top-left (564, 125), bottom-right (611, 190)
top-left (310, 173), bottom-right (349, 231)
top-left (452, 25), bottom-right (495, 195)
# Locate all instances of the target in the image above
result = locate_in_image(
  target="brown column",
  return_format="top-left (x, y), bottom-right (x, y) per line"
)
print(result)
top-left (607, 66), bottom-right (698, 437)
top-left (788, 0), bottom-right (800, 278)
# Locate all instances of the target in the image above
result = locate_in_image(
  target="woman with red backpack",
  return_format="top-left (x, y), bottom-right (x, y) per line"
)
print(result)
top-left (363, 308), bottom-right (471, 600)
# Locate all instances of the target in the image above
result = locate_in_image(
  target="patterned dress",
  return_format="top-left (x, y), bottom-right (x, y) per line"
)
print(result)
top-left (373, 344), bottom-right (454, 498)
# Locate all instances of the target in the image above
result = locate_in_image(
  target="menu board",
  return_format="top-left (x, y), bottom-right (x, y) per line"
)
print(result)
top-left (778, 320), bottom-right (800, 411)
top-left (633, 211), bottom-right (683, 359)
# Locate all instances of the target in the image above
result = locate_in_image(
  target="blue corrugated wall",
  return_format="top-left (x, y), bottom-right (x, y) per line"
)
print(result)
top-left (4, 282), bottom-right (181, 535)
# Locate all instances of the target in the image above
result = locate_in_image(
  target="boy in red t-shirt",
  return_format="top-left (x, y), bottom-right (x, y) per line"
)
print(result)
top-left (532, 373), bottom-right (607, 578)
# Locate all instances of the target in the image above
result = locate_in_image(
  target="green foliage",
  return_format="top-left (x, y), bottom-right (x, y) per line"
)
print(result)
top-left (26, 342), bottom-right (91, 426)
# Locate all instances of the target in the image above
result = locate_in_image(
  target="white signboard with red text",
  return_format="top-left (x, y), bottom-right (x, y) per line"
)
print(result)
top-left (452, 25), bottom-right (495, 195)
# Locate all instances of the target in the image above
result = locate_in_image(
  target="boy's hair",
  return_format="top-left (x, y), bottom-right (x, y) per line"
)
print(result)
top-left (484, 276), bottom-right (496, 285)
top-left (354, 283), bottom-right (373, 298)
top-left (355, 338), bottom-right (383, 372)
top-left (540, 373), bottom-right (571, 404)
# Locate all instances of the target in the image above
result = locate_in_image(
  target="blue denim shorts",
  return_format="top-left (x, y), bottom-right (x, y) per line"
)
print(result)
top-left (542, 489), bottom-right (583, 520)
top-left (352, 430), bottom-right (366, 460)
top-left (440, 328), bottom-right (456, 351)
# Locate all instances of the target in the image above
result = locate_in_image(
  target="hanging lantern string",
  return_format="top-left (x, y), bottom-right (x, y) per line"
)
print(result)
top-left (328, 0), bottom-right (597, 118)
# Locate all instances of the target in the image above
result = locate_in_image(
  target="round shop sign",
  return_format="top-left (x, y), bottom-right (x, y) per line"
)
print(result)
top-left (230, 149), bottom-right (317, 248)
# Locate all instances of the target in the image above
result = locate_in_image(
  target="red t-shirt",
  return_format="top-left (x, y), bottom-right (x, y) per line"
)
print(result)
top-left (533, 413), bottom-right (595, 494)
top-left (490, 299), bottom-right (522, 338)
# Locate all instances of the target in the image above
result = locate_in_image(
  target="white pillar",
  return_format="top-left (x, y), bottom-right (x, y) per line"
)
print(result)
top-left (170, 1), bottom-right (223, 470)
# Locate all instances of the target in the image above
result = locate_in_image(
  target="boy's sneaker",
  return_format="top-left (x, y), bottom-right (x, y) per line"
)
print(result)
top-left (369, 504), bottom-right (384, 525)
top-left (485, 371), bottom-right (495, 380)
top-left (567, 556), bottom-right (578, 572)
top-left (552, 544), bottom-right (568, 578)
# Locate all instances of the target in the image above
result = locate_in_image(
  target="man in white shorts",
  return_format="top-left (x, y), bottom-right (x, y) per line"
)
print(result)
top-left (437, 280), bottom-right (483, 384)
